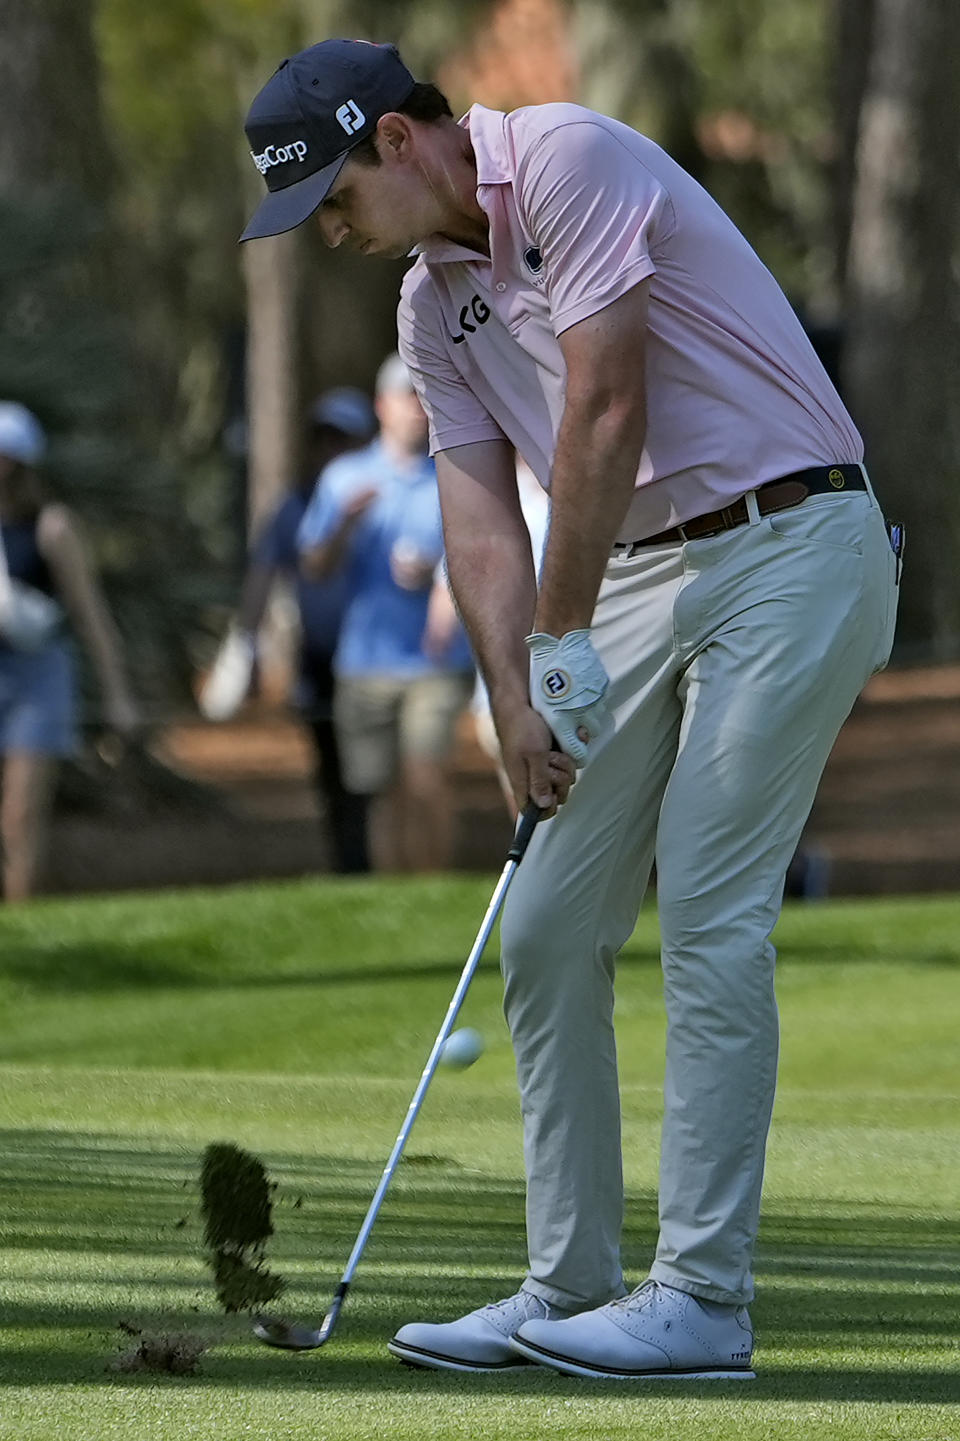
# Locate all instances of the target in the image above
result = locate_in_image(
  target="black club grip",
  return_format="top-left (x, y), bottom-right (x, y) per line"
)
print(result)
top-left (507, 800), bottom-right (543, 863)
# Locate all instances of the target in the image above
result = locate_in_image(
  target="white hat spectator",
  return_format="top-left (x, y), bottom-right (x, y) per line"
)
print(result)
top-left (375, 353), bottom-right (416, 397)
top-left (0, 403), bottom-right (47, 466)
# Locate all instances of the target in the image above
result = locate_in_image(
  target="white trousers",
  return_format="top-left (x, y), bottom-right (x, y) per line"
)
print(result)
top-left (501, 488), bottom-right (898, 1309)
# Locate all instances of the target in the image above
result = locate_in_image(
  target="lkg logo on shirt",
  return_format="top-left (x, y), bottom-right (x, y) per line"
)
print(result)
top-left (450, 294), bottom-right (491, 345)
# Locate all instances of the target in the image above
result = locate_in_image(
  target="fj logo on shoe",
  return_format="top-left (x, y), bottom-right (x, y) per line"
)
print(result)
top-left (336, 99), bottom-right (366, 135)
top-left (543, 668), bottom-right (572, 700)
top-left (828, 468), bottom-right (846, 488)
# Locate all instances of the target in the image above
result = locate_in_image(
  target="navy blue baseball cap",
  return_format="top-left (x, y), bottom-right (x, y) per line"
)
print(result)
top-left (241, 39), bottom-right (416, 242)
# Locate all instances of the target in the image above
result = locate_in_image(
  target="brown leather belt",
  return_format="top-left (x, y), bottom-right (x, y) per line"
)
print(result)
top-left (614, 464), bottom-right (867, 554)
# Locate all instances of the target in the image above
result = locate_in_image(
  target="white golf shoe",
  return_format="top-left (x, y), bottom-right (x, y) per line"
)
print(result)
top-left (388, 1290), bottom-right (576, 1372)
top-left (509, 1280), bottom-right (756, 1380)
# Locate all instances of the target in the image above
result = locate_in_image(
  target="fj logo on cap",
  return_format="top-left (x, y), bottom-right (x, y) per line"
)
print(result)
top-left (336, 99), bottom-right (366, 135)
top-left (542, 668), bottom-right (572, 700)
top-left (250, 140), bottom-right (309, 174)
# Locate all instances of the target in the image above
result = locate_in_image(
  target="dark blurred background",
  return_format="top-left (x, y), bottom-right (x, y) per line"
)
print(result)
top-left (1, 0), bottom-right (957, 895)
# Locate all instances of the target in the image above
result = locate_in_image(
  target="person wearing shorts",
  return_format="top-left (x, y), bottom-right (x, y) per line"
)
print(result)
top-left (298, 355), bottom-right (473, 871)
top-left (241, 42), bottom-right (899, 1378)
top-left (0, 403), bottom-right (140, 899)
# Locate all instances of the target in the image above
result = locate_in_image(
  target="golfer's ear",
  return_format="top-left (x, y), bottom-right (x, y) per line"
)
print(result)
top-left (376, 112), bottom-right (413, 161)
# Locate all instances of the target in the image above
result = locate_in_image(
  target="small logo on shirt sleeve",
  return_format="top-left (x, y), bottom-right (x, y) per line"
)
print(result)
top-left (523, 245), bottom-right (544, 275)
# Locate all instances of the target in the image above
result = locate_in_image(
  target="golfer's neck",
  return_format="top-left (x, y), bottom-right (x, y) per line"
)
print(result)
top-left (433, 129), bottom-right (490, 255)
top-left (439, 211), bottom-right (489, 255)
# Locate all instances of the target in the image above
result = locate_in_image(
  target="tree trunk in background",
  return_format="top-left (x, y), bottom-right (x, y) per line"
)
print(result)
top-left (0, 0), bottom-right (111, 198)
top-left (241, 227), bottom-right (307, 700)
top-left (242, 229), bottom-right (307, 539)
top-left (842, 0), bottom-right (960, 653)
top-left (832, 0), bottom-right (875, 292)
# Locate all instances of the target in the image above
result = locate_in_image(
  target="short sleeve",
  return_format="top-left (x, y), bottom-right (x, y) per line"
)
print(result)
top-left (516, 120), bottom-right (674, 335)
top-left (397, 269), bottom-right (507, 456)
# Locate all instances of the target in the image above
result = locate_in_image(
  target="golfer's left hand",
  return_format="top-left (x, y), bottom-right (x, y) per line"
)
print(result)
top-left (525, 629), bottom-right (613, 767)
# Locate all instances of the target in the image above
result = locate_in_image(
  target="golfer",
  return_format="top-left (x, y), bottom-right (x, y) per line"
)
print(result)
top-left (241, 40), bottom-right (900, 1379)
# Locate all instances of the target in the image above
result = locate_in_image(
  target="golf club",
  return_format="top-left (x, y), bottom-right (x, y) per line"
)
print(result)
top-left (253, 798), bottom-right (543, 1352)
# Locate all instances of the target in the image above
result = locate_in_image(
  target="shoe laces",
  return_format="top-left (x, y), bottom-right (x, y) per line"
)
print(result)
top-left (610, 1279), bottom-right (662, 1313)
top-left (479, 1291), bottom-right (547, 1327)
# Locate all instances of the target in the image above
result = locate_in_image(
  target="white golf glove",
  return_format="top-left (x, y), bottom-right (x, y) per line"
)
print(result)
top-left (525, 629), bottom-right (613, 767)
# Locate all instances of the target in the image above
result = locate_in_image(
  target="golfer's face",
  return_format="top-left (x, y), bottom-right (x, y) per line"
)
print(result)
top-left (316, 158), bottom-right (429, 260)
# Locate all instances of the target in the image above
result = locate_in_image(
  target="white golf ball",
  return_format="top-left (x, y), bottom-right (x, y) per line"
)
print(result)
top-left (439, 1027), bottom-right (484, 1069)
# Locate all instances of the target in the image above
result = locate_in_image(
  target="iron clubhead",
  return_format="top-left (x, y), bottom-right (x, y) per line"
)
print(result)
top-left (253, 1317), bottom-right (326, 1351)
top-left (253, 1286), bottom-right (346, 1351)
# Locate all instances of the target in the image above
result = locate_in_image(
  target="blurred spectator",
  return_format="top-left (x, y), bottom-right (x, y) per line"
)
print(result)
top-left (200, 388), bottom-right (376, 873)
top-left (784, 843), bottom-right (831, 900)
top-left (299, 355), bottom-right (474, 872)
top-left (0, 402), bottom-right (140, 899)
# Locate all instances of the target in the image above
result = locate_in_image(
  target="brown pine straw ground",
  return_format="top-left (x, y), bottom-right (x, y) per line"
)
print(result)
top-left (46, 664), bottom-right (960, 898)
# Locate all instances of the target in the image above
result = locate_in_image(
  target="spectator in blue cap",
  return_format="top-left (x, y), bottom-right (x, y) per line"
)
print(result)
top-left (201, 386), bottom-right (377, 873)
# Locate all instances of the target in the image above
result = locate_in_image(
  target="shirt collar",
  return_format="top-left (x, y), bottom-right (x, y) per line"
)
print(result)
top-left (411, 105), bottom-right (510, 264)
top-left (466, 104), bottom-right (513, 185)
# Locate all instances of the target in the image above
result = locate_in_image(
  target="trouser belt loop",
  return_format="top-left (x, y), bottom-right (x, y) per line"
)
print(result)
top-left (744, 489), bottom-right (761, 524)
top-left (857, 461), bottom-right (875, 502)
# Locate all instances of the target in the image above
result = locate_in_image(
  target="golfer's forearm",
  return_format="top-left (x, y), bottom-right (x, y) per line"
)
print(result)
top-left (535, 394), bottom-right (646, 636)
top-left (446, 534), bottom-right (537, 714)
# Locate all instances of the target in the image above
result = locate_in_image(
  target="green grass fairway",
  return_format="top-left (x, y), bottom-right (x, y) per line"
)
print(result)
top-left (1, 879), bottom-right (958, 1440)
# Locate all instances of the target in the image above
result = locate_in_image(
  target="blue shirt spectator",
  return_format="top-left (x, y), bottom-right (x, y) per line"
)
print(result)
top-left (298, 439), bottom-right (472, 677)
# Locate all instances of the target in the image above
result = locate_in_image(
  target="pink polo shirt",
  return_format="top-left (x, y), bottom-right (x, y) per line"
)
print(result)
top-left (396, 103), bottom-right (863, 539)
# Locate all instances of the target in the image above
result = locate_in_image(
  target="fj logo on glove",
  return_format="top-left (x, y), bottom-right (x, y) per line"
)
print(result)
top-left (543, 668), bottom-right (572, 700)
